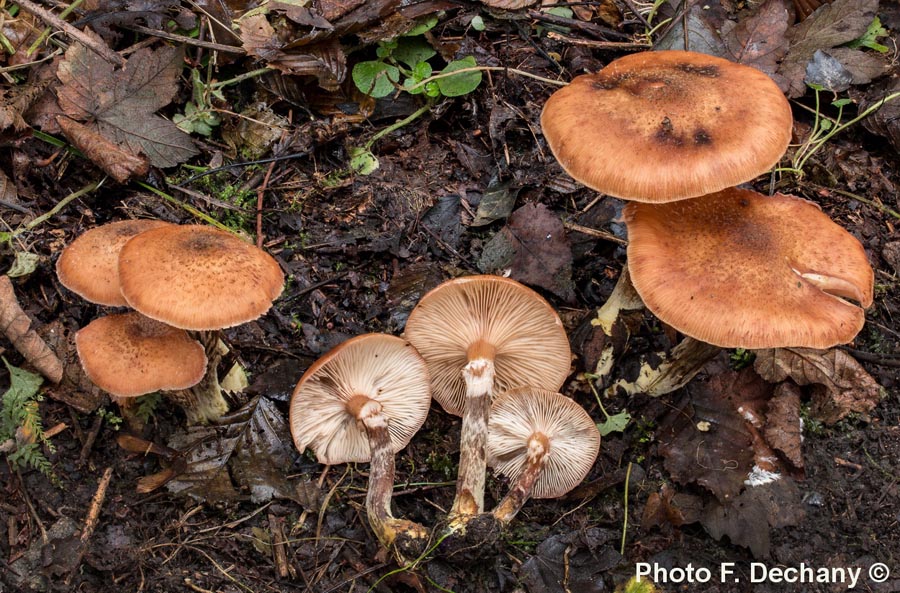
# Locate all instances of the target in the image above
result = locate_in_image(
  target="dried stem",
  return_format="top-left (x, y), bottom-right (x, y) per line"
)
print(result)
top-left (15, 0), bottom-right (124, 66)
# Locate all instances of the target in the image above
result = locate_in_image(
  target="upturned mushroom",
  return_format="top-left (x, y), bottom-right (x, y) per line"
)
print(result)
top-left (118, 224), bottom-right (284, 424)
top-left (624, 188), bottom-right (874, 349)
top-left (487, 387), bottom-right (599, 524)
top-left (403, 275), bottom-right (571, 521)
top-left (540, 50), bottom-right (792, 202)
top-left (289, 333), bottom-right (432, 562)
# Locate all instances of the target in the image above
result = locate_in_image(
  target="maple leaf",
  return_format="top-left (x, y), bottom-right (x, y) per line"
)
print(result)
top-left (56, 40), bottom-right (197, 168)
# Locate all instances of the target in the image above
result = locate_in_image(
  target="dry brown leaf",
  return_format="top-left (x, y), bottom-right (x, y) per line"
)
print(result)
top-left (754, 347), bottom-right (882, 424)
top-left (765, 383), bottom-right (804, 468)
top-left (39, 320), bottom-right (107, 413)
top-left (0, 80), bottom-right (52, 132)
top-left (56, 116), bottom-right (150, 183)
top-left (722, 0), bottom-right (790, 79)
top-left (0, 276), bottom-right (64, 383)
top-left (778, 0), bottom-right (878, 97)
top-left (56, 39), bottom-right (197, 167)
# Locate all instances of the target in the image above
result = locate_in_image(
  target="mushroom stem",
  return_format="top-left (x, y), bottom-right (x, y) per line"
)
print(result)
top-left (493, 432), bottom-right (550, 525)
top-left (450, 356), bottom-right (495, 520)
top-left (169, 331), bottom-right (229, 425)
top-left (354, 396), bottom-right (429, 562)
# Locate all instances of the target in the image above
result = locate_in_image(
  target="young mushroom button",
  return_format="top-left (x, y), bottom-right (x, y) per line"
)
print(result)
top-left (540, 50), bottom-right (793, 202)
top-left (403, 275), bottom-right (571, 520)
top-left (488, 387), bottom-right (600, 525)
top-left (289, 334), bottom-right (432, 561)
top-left (624, 188), bottom-right (875, 349)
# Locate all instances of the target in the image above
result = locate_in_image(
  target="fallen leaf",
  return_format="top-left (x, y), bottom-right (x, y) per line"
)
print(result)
top-left (641, 484), bottom-right (704, 530)
top-left (0, 80), bottom-right (52, 132)
top-left (0, 276), bottom-right (63, 383)
top-left (56, 116), bottom-right (150, 183)
top-left (778, 0), bottom-right (878, 97)
top-left (754, 347), bottom-right (882, 424)
top-left (470, 179), bottom-right (518, 227)
top-left (804, 49), bottom-right (853, 92)
top-left (860, 77), bottom-right (900, 152)
top-left (658, 368), bottom-right (773, 502)
top-left (165, 397), bottom-right (299, 503)
top-left (722, 0), bottom-right (790, 78)
top-left (56, 40), bottom-right (197, 168)
top-left (825, 47), bottom-right (889, 85)
top-left (478, 203), bottom-right (575, 302)
top-left (700, 477), bottom-right (803, 557)
top-left (519, 528), bottom-right (620, 593)
top-left (765, 383), bottom-right (804, 468)
top-left (655, 3), bottom-right (727, 57)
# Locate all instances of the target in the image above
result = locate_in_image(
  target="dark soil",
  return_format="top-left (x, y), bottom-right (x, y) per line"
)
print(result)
top-left (2, 2), bottom-right (900, 592)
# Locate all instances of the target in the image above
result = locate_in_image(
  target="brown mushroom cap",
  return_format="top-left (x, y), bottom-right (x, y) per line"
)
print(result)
top-left (624, 188), bottom-right (875, 349)
top-left (56, 220), bottom-right (170, 306)
top-left (118, 225), bottom-right (284, 330)
top-left (540, 50), bottom-right (793, 202)
top-left (487, 387), bottom-right (599, 499)
top-left (289, 333), bottom-right (432, 465)
top-left (75, 312), bottom-right (207, 397)
top-left (403, 275), bottom-right (571, 416)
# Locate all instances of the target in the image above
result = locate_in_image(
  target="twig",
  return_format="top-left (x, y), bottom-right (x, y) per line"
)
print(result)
top-left (26, 0), bottom-right (84, 56)
top-left (12, 179), bottom-right (104, 238)
top-left (403, 66), bottom-right (568, 93)
top-left (0, 275), bottom-right (64, 383)
top-left (15, 0), bottom-right (125, 66)
top-left (563, 221), bottom-right (628, 245)
top-left (620, 461), bottom-right (633, 555)
top-left (268, 513), bottom-right (293, 579)
top-left (122, 24), bottom-right (246, 54)
top-left (64, 466), bottom-right (113, 585)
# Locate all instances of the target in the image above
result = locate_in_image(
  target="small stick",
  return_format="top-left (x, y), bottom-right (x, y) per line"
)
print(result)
top-left (65, 466), bottom-right (113, 585)
top-left (0, 275), bottom-right (64, 383)
top-left (268, 513), bottom-right (293, 579)
top-left (14, 0), bottom-right (124, 66)
top-left (122, 24), bottom-right (246, 54)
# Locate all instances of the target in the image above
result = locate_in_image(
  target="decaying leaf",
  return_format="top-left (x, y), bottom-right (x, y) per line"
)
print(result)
top-left (56, 40), bottom-right (197, 168)
top-left (700, 477), bottom-right (803, 558)
top-left (861, 77), bottom-right (900, 152)
top-left (641, 484), bottom-right (704, 530)
top-left (607, 338), bottom-right (720, 398)
top-left (477, 203), bottom-right (575, 302)
top-left (470, 180), bottom-right (519, 227)
top-left (778, 0), bottom-right (878, 97)
top-left (824, 47), bottom-right (888, 85)
top-left (754, 347), bottom-right (882, 424)
top-left (1, 80), bottom-right (52, 132)
top-left (765, 383), bottom-right (804, 468)
top-left (658, 368), bottom-right (773, 503)
top-left (56, 116), bottom-right (150, 183)
top-left (722, 0), bottom-right (790, 78)
top-left (164, 397), bottom-right (299, 503)
top-left (240, 14), bottom-right (346, 91)
top-left (0, 276), bottom-right (63, 384)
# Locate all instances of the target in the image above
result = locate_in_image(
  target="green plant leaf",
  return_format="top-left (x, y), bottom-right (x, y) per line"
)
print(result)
top-left (471, 15), bottom-right (485, 31)
top-left (352, 61), bottom-right (400, 98)
top-left (404, 15), bottom-right (438, 36)
top-left (597, 411), bottom-right (631, 436)
top-left (348, 146), bottom-right (380, 175)
top-left (436, 56), bottom-right (481, 97)
top-left (7, 251), bottom-right (40, 278)
top-left (845, 17), bottom-right (889, 53)
top-left (393, 37), bottom-right (436, 70)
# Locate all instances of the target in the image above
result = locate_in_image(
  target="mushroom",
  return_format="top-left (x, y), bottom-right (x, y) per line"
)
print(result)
top-left (540, 50), bottom-right (792, 202)
top-left (487, 387), bottom-right (599, 525)
top-left (624, 188), bottom-right (874, 348)
top-left (117, 224), bottom-right (284, 424)
top-left (56, 219), bottom-right (170, 306)
top-left (76, 312), bottom-right (207, 406)
top-left (289, 333), bottom-right (432, 561)
top-left (403, 275), bottom-right (571, 521)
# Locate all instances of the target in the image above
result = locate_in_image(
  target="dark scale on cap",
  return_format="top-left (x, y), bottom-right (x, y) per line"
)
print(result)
top-left (693, 129), bottom-right (712, 146)
top-left (676, 63), bottom-right (720, 77)
top-left (655, 117), bottom-right (684, 146)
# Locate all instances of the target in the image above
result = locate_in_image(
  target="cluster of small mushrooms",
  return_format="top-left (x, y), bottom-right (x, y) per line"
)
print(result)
top-left (541, 50), bottom-right (874, 350)
top-left (56, 48), bottom-right (876, 568)
top-left (290, 275), bottom-right (600, 561)
top-left (57, 221), bottom-right (284, 425)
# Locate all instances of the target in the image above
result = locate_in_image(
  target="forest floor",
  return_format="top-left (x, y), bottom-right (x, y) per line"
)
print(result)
top-left (1, 0), bottom-right (900, 592)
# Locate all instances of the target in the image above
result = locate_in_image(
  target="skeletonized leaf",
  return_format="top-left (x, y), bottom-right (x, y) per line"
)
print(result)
top-left (754, 347), bottom-right (882, 424)
top-left (56, 40), bottom-right (197, 168)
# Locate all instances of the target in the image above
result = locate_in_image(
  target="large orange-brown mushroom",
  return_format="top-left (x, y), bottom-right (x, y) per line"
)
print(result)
top-left (540, 50), bottom-right (792, 202)
top-left (404, 275), bottom-right (571, 522)
top-left (624, 188), bottom-right (874, 349)
top-left (117, 224), bottom-right (285, 424)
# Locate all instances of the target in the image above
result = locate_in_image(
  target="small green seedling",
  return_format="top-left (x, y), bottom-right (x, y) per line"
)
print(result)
top-left (585, 372), bottom-right (631, 436)
top-left (0, 359), bottom-right (58, 484)
top-left (845, 17), bottom-right (889, 53)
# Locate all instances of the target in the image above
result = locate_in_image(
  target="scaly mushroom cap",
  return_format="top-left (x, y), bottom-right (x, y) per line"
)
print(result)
top-left (541, 50), bottom-right (793, 202)
top-left (75, 312), bottom-right (207, 397)
top-left (488, 387), bottom-right (600, 499)
top-left (403, 275), bottom-right (571, 416)
top-left (290, 334), bottom-right (432, 465)
top-left (625, 188), bottom-right (875, 349)
top-left (56, 219), bottom-right (170, 306)
top-left (118, 225), bottom-right (284, 330)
